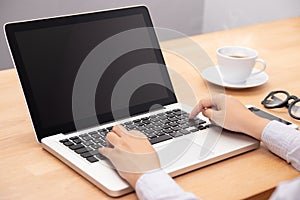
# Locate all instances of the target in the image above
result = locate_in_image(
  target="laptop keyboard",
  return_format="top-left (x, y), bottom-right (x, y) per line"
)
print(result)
top-left (59, 109), bottom-right (210, 163)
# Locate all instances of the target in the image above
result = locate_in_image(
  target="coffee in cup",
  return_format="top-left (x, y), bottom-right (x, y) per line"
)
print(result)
top-left (217, 46), bottom-right (266, 84)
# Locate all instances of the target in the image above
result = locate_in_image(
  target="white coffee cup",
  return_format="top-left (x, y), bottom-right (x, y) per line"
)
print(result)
top-left (217, 46), bottom-right (266, 84)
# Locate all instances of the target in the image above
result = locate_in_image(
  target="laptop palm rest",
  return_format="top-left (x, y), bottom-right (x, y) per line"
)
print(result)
top-left (155, 127), bottom-right (259, 177)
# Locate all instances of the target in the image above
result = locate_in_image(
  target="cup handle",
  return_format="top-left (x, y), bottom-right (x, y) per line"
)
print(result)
top-left (251, 58), bottom-right (266, 76)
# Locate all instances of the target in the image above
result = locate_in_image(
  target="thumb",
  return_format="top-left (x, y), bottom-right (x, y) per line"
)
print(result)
top-left (202, 108), bottom-right (213, 120)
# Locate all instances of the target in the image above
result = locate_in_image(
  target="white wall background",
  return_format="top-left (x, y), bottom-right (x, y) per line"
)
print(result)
top-left (202, 0), bottom-right (300, 33)
top-left (1, 0), bottom-right (300, 70)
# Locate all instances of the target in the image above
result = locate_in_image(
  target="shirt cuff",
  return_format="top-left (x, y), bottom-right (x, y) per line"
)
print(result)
top-left (135, 169), bottom-right (199, 200)
top-left (261, 120), bottom-right (299, 165)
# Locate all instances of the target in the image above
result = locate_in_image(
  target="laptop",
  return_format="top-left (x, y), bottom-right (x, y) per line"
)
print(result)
top-left (4, 6), bottom-right (259, 197)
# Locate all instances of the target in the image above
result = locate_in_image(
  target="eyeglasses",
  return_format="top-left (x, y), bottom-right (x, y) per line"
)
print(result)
top-left (261, 90), bottom-right (300, 120)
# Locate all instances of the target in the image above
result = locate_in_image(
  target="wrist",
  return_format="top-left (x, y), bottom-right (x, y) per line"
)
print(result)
top-left (240, 113), bottom-right (270, 140)
top-left (125, 173), bottom-right (143, 189)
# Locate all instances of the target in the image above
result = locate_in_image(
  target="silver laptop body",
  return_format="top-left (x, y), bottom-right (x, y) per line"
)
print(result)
top-left (5, 6), bottom-right (259, 197)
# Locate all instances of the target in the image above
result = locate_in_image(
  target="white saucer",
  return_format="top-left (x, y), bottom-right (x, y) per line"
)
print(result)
top-left (201, 66), bottom-right (269, 89)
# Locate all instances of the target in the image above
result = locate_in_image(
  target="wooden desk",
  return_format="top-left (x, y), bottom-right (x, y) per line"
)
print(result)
top-left (1, 17), bottom-right (300, 200)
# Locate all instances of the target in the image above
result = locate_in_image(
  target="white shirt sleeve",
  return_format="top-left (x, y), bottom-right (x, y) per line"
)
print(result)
top-left (261, 120), bottom-right (300, 200)
top-left (261, 120), bottom-right (300, 171)
top-left (135, 169), bottom-right (199, 200)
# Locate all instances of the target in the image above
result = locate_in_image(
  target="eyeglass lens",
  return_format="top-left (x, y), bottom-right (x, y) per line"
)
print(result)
top-left (265, 92), bottom-right (288, 107)
top-left (291, 101), bottom-right (300, 118)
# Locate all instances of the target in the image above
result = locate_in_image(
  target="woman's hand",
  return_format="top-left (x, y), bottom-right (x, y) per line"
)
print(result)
top-left (189, 94), bottom-right (270, 140)
top-left (99, 125), bottom-right (160, 188)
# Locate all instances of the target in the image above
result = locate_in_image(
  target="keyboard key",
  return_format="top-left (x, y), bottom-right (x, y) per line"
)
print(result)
top-left (125, 124), bottom-right (136, 130)
top-left (180, 124), bottom-right (189, 129)
top-left (137, 126), bottom-right (147, 131)
top-left (75, 147), bottom-right (90, 154)
top-left (145, 124), bottom-right (155, 129)
top-left (124, 121), bottom-right (133, 126)
top-left (168, 117), bottom-right (178, 122)
top-left (73, 138), bottom-right (83, 144)
top-left (197, 125), bottom-right (206, 130)
top-left (189, 118), bottom-right (206, 126)
top-left (160, 119), bottom-right (168, 124)
top-left (95, 154), bottom-right (107, 160)
top-left (178, 118), bottom-right (188, 123)
top-left (59, 139), bottom-right (69, 143)
top-left (142, 120), bottom-right (151, 124)
top-left (148, 134), bottom-right (157, 139)
top-left (163, 129), bottom-right (173, 134)
top-left (69, 136), bottom-right (79, 140)
top-left (80, 152), bottom-right (92, 158)
top-left (93, 138), bottom-right (102, 143)
top-left (83, 140), bottom-right (94, 146)
top-left (150, 117), bottom-right (160, 122)
top-left (82, 136), bottom-right (92, 141)
top-left (182, 113), bottom-right (189, 118)
top-left (162, 125), bottom-right (171, 129)
top-left (86, 156), bottom-right (98, 163)
top-left (197, 119), bottom-right (206, 125)
top-left (169, 132), bottom-right (183, 137)
top-left (169, 122), bottom-right (179, 127)
top-left (99, 128), bottom-right (108, 133)
top-left (171, 126), bottom-right (180, 131)
top-left (69, 144), bottom-right (85, 150)
top-left (180, 111), bottom-right (188, 115)
top-left (91, 144), bottom-right (101, 149)
top-left (205, 124), bottom-right (216, 128)
top-left (88, 149), bottom-right (101, 156)
top-left (176, 115), bottom-right (184, 120)
top-left (79, 133), bottom-right (88, 138)
top-left (157, 115), bottom-right (167, 120)
top-left (166, 113), bottom-right (175, 118)
top-left (156, 131), bottom-right (165, 136)
top-left (179, 129), bottom-right (191, 135)
top-left (144, 130), bottom-right (157, 139)
top-left (88, 131), bottom-right (98, 135)
top-left (190, 128), bottom-right (198, 132)
top-left (150, 135), bottom-right (172, 144)
top-left (63, 141), bottom-right (74, 146)
top-left (90, 133), bottom-right (100, 138)
top-left (135, 122), bottom-right (144, 126)
top-left (144, 129), bottom-right (154, 134)
top-left (174, 111), bottom-right (182, 116)
top-left (153, 127), bottom-right (162, 131)
top-left (106, 126), bottom-right (113, 131)
top-left (152, 121), bottom-right (163, 126)
top-left (99, 140), bottom-right (106, 146)
top-left (99, 131), bottom-right (107, 136)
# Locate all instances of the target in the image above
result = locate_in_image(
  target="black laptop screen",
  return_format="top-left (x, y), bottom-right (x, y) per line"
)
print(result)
top-left (5, 6), bottom-right (177, 141)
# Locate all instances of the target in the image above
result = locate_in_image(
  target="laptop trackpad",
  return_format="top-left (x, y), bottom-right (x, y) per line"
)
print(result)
top-left (155, 138), bottom-right (214, 170)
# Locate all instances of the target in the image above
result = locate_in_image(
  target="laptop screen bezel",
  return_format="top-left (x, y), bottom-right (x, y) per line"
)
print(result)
top-left (4, 6), bottom-right (178, 142)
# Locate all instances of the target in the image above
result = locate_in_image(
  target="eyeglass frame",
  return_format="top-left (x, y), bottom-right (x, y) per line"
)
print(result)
top-left (261, 90), bottom-right (300, 120)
